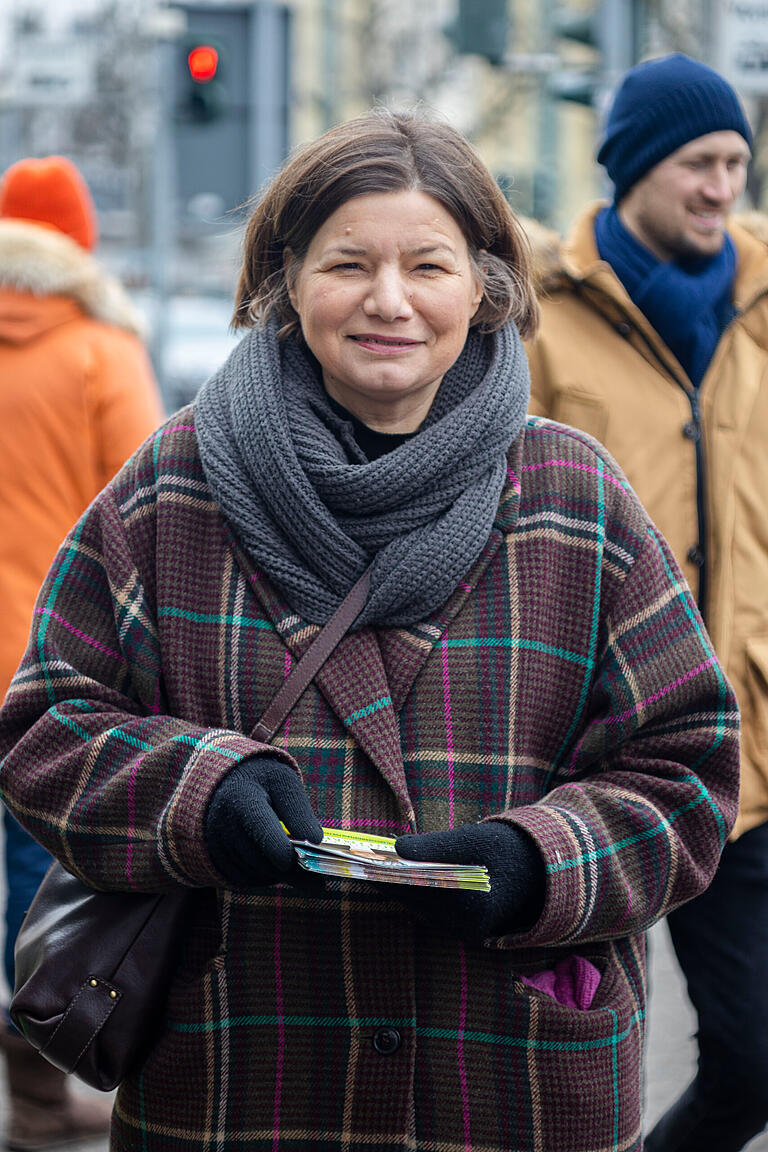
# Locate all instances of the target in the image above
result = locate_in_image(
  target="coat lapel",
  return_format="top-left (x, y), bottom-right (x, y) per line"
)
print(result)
top-left (378, 438), bottom-right (524, 708)
top-left (228, 537), bottom-right (414, 823)
top-left (312, 627), bottom-right (414, 824)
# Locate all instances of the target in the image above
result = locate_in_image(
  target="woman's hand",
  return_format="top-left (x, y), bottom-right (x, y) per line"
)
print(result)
top-left (394, 821), bottom-right (546, 943)
top-left (204, 756), bottom-right (322, 887)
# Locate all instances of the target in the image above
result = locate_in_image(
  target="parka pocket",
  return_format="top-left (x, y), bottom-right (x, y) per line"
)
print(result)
top-left (551, 389), bottom-right (609, 445)
top-left (745, 636), bottom-right (768, 754)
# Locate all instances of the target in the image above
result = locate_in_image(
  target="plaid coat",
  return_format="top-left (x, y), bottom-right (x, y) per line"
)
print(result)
top-left (0, 407), bottom-right (739, 1152)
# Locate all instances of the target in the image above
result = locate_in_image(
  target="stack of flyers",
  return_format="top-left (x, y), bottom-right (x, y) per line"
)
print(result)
top-left (290, 827), bottom-right (491, 892)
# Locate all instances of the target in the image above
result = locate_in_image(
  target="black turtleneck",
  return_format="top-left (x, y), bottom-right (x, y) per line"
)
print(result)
top-left (326, 394), bottom-right (419, 461)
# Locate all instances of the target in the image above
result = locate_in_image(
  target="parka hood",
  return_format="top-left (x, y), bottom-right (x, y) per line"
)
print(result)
top-left (0, 290), bottom-right (84, 345)
top-left (0, 219), bottom-right (145, 341)
top-left (519, 215), bottom-right (564, 297)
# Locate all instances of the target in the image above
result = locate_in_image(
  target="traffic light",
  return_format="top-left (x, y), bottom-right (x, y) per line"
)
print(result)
top-left (549, 8), bottom-right (601, 106)
top-left (180, 36), bottom-right (224, 122)
top-left (171, 2), bottom-right (292, 236)
top-left (445, 0), bottom-right (509, 68)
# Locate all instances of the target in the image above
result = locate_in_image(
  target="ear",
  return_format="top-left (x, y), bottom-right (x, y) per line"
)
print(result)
top-left (284, 247), bottom-right (298, 309)
top-left (470, 250), bottom-right (487, 316)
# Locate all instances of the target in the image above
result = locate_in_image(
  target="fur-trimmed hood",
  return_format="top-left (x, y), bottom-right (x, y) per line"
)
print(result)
top-left (517, 215), bottom-right (566, 297)
top-left (0, 218), bottom-right (145, 339)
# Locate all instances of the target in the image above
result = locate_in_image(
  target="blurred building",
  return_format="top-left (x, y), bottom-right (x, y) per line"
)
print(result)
top-left (288, 0), bottom-right (768, 229)
top-left (1, 0), bottom-right (765, 404)
top-left (2, 0), bottom-right (763, 239)
top-left (289, 0), bottom-right (603, 229)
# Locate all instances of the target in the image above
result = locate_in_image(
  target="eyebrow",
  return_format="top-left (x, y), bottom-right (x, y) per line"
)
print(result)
top-left (683, 148), bottom-right (751, 162)
top-left (326, 245), bottom-right (367, 257)
top-left (322, 242), bottom-right (457, 258)
top-left (410, 243), bottom-right (456, 256)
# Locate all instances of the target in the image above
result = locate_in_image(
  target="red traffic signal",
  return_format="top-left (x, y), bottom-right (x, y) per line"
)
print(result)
top-left (187, 44), bottom-right (219, 84)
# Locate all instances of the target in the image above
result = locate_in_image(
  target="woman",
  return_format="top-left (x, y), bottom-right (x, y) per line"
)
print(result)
top-left (0, 111), bottom-right (739, 1152)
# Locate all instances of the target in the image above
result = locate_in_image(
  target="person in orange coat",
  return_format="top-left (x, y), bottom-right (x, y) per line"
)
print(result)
top-left (0, 155), bottom-right (163, 1149)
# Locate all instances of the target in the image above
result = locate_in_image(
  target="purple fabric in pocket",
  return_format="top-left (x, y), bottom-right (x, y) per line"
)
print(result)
top-left (521, 955), bottom-right (601, 1010)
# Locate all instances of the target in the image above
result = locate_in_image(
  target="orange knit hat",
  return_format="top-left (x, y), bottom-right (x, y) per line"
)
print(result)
top-left (0, 155), bottom-right (98, 250)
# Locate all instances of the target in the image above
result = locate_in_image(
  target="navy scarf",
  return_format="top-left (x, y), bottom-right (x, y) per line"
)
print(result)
top-left (595, 204), bottom-right (736, 386)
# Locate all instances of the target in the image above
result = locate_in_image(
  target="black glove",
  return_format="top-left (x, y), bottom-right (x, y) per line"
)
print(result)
top-left (204, 756), bottom-right (322, 887)
top-left (394, 821), bottom-right (546, 943)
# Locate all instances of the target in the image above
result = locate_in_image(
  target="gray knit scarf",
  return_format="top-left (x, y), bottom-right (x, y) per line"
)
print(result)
top-left (195, 319), bottom-right (529, 628)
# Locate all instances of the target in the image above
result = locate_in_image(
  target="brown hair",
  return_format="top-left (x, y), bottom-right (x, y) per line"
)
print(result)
top-left (233, 108), bottom-right (539, 339)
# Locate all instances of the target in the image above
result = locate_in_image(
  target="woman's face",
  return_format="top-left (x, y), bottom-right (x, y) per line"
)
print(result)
top-left (287, 189), bottom-right (483, 432)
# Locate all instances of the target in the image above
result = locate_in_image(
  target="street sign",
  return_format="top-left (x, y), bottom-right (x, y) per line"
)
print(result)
top-left (718, 0), bottom-right (768, 93)
top-left (7, 37), bottom-right (96, 106)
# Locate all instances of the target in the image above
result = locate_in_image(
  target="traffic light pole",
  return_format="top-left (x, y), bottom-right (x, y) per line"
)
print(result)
top-left (248, 1), bottom-right (292, 196)
top-left (321, 0), bottom-right (338, 130)
top-left (148, 7), bottom-right (185, 403)
top-left (599, 0), bottom-right (634, 96)
top-left (537, 0), bottom-right (559, 223)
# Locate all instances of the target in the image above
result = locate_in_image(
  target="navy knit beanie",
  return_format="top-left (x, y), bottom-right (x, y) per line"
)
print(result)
top-left (597, 53), bottom-right (752, 203)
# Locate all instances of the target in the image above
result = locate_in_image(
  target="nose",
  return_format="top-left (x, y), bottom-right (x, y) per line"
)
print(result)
top-left (363, 267), bottom-right (413, 322)
top-left (703, 163), bottom-right (736, 204)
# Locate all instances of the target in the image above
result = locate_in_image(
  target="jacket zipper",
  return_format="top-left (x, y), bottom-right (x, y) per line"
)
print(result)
top-left (689, 389), bottom-right (707, 620)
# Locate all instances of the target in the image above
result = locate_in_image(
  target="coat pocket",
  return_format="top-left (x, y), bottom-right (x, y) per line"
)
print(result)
top-left (520, 953), bottom-right (602, 1009)
top-left (509, 953), bottom-right (643, 1149)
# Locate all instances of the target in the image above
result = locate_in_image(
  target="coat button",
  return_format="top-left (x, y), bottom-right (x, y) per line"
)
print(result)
top-left (616, 321), bottom-right (632, 337)
top-left (682, 421), bottom-right (701, 441)
top-left (687, 545), bottom-right (705, 567)
top-left (372, 1027), bottom-right (401, 1055)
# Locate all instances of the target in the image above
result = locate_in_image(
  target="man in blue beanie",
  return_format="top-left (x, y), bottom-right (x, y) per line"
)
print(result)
top-left (526, 53), bottom-right (768, 1152)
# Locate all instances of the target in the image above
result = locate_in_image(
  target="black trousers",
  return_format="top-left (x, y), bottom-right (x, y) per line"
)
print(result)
top-left (645, 820), bottom-right (768, 1151)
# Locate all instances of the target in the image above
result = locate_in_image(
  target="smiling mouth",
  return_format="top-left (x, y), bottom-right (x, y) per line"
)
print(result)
top-left (348, 334), bottom-right (422, 347)
top-left (690, 209), bottom-right (723, 225)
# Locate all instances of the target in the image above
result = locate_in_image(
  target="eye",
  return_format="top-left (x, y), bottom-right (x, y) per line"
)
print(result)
top-left (331, 262), bottom-right (363, 272)
top-left (414, 262), bottom-right (447, 274)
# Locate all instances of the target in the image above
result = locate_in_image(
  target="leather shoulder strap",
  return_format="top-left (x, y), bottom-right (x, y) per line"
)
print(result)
top-left (250, 567), bottom-right (371, 744)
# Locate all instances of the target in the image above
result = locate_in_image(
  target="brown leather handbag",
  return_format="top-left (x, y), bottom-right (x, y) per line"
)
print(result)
top-left (10, 567), bottom-right (371, 1091)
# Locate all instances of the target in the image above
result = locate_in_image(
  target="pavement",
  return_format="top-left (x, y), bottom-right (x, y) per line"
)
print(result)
top-left (645, 919), bottom-right (768, 1150)
top-left (0, 917), bottom-right (765, 1150)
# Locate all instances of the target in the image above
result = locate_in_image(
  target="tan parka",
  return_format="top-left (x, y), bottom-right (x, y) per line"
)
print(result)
top-left (526, 203), bottom-right (768, 838)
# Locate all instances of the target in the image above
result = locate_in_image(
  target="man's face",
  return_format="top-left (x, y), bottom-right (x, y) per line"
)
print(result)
top-left (618, 130), bottom-right (751, 262)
